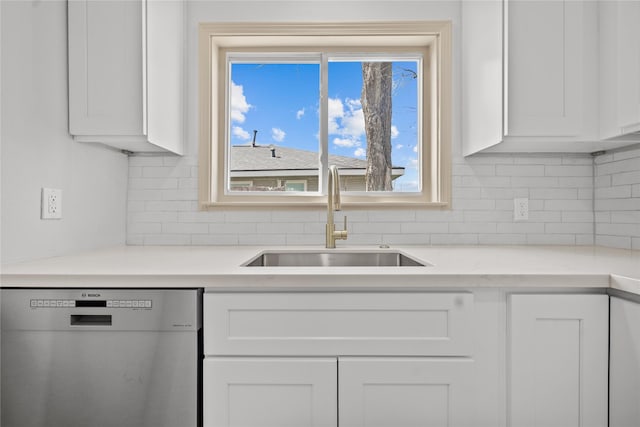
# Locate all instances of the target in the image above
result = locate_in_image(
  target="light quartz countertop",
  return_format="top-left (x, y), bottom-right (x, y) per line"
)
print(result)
top-left (1, 245), bottom-right (639, 294)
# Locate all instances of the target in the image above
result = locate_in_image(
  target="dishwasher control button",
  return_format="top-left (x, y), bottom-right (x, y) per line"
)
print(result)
top-left (107, 300), bottom-right (113, 307)
top-left (57, 300), bottom-right (63, 307)
top-left (44, 300), bottom-right (50, 307)
top-left (125, 301), bottom-right (132, 308)
top-left (37, 300), bottom-right (44, 307)
top-left (69, 300), bottom-right (75, 307)
top-left (112, 301), bottom-right (120, 308)
top-left (30, 300), bottom-right (37, 307)
top-left (144, 300), bottom-right (152, 308)
top-left (62, 300), bottom-right (70, 307)
top-left (132, 301), bottom-right (139, 307)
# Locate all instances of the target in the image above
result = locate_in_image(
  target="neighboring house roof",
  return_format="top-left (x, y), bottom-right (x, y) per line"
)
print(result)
top-left (229, 145), bottom-right (404, 177)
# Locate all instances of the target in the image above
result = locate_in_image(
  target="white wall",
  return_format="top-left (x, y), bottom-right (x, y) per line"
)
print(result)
top-left (595, 146), bottom-right (640, 250)
top-left (0, 1), bottom-right (128, 265)
top-left (126, 0), bottom-right (599, 246)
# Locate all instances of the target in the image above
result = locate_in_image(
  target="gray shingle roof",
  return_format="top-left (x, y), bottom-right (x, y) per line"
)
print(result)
top-left (230, 145), bottom-right (369, 172)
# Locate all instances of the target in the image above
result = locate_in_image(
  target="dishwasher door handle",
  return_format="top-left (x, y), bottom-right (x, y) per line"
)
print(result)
top-left (70, 314), bottom-right (112, 326)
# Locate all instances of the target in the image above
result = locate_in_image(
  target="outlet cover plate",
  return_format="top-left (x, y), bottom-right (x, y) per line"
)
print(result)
top-left (514, 198), bottom-right (529, 221)
top-left (41, 188), bottom-right (62, 219)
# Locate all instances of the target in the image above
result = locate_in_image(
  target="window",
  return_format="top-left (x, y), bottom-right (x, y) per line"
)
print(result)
top-left (199, 22), bottom-right (451, 208)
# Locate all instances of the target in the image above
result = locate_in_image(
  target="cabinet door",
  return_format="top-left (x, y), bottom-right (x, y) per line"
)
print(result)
top-left (68, 0), bottom-right (143, 136)
top-left (610, 297), bottom-right (640, 427)
top-left (339, 358), bottom-right (475, 427)
top-left (203, 358), bottom-right (337, 427)
top-left (507, 0), bottom-right (593, 137)
top-left (509, 294), bottom-right (608, 427)
top-left (615, 1), bottom-right (640, 133)
top-left (599, 0), bottom-right (640, 140)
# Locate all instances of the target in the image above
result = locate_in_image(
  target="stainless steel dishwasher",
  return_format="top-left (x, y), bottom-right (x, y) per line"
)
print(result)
top-left (1, 288), bottom-right (202, 427)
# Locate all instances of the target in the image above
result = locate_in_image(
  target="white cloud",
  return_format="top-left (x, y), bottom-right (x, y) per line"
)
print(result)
top-left (329, 97), bottom-right (365, 143)
top-left (232, 126), bottom-right (251, 140)
top-left (328, 98), bottom-right (345, 134)
top-left (333, 137), bottom-right (361, 148)
top-left (413, 145), bottom-right (418, 153)
top-left (354, 148), bottom-right (366, 157)
top-left (395, 144), bottom-right (404, 150)
top-left (391, 125), bottom-right (399, 139)
top-left (296, 108), bottom-right (305, 119)
top-left (230, 81), bottom-right (252, 123)
top-left (272, 127), bottom-right (286, 142)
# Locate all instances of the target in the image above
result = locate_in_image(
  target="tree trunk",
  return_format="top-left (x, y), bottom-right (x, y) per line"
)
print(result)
top-left (361, 62), bottom-right (393, 191)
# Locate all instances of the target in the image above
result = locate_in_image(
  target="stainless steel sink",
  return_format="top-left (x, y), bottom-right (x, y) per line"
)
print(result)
top-left (243, 250), bottom-right (430, 267)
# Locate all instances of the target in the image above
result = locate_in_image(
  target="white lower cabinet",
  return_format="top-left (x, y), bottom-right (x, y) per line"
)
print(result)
top-left (339, 358), bottom-right (475, 427)
top-left (509, 294), bottom-right (609, 427)
top-left (204, 357), bottom-right (475, 427)
top-left (610, 297), bottom-right (640, 427)
top-left (203, 358), bottom-right (337, 427)
top-left (204, 291), bottom-right (610, 427)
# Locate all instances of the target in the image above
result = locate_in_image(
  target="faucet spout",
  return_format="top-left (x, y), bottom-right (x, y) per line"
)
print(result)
top-left (326, 165), bottom-right (348, 248)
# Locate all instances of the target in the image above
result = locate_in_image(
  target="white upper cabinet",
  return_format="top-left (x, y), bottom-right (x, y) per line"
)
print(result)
top-left (463, 0), bottom-right (635, 155)
top-left (599, 0), bottom-right (640, 142)
top-left (68, 0), bottom-right (184, 154)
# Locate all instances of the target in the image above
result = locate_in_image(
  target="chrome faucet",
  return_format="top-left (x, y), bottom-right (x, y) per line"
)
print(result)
top-left (326, 165), bottom-right (348, 248)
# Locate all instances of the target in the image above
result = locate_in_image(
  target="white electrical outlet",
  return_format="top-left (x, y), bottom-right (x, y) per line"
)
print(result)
top-left (514, 198), bottom-right (529, 221)
top-left (41, 188), bottom-right (62, 219)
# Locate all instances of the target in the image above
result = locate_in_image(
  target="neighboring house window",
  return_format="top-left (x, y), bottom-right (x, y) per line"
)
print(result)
top-left (229, 180), bottom-right (254, 191)
top-left (281, 180), bottom-right (308, 192)
top-left (199, 22), bottom-right (452, 208)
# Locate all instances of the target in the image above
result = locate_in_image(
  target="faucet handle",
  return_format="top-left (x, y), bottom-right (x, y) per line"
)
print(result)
top-left (343, 215), bottom-right (348, 231)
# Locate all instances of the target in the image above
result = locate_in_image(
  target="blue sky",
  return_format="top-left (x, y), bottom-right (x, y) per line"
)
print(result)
top-left (229, 60), bottom-right (419, 191)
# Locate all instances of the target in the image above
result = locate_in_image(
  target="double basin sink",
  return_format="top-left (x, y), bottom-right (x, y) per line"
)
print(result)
top-left (244, 250), bottom-right (430, 267)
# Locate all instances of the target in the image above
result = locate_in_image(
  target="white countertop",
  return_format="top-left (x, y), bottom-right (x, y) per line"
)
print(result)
top-left (1, 245), bottom-right (639, 293)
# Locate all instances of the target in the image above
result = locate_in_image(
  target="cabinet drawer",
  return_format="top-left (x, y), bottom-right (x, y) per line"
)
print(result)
top-left (204, 292), bottom-right (473, 356)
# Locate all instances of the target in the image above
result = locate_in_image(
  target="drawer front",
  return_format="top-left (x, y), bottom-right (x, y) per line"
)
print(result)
top-left (204, 292), bottom-right (473, 356)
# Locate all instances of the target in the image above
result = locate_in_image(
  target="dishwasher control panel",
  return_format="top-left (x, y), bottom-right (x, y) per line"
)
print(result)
top-left (30, 299), bottom-right (153, 308)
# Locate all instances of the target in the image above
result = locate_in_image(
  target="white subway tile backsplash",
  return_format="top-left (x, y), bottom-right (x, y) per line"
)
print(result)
top-left (527, 234), bottom-right (576, 245)
top-left (612, 170), bottom-right (640, 186)
top-left (594, 146), bottom-right (640, 249)
top-left (595, 186), bottom-right (632, 199)
top-left (596, 235), bottom-right (631, 249)
top-left (125, 150), bottom-right (637, 249)
top-left (496, 223), bottom-right (545, 234)
top-left (496, 165), bottom-right (545, 176)
top-left (382, 234), bottom-right (431, 245)
top-left (431, 234), bottom-right (479, 245)
top-left (530, 188), bottom-right (577, 200)
top-left (510, 176), bottom-right (559, 188)
top-left (544, 200), bottom-right (592, 211)
top-left (561, 211), bottom-right (594, 223)
top-left (479, 234), bottom-right (527, 245)
top-left (129, 178), bottom-right (178, 190)
top-left (209, 223), bottom-right (257, 234)
top-left (400, 222), bottom-right (449, 234)
top-left (257, 222), bottom-right (305, 234)
top-left (144, 234), bottom-right (191, 245)
top-left (449, 222), bottom-right (497, 234)
top-left (545, 165), bottom-right (593, 177)
top-left (162, 223), bottom-right (209, 235)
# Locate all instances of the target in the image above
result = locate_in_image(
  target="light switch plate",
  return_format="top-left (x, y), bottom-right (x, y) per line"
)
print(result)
top-left (41, 188), bottom-right (62, 219)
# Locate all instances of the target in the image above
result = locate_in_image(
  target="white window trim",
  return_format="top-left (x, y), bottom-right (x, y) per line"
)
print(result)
top-left (198, 22), bottom-right (452, 209)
